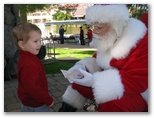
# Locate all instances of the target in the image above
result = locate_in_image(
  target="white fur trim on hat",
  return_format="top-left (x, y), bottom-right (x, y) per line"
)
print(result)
top-left (111, 18), bottom-right (147, 59)
top-left (85, 4), bottom-right (129, 24)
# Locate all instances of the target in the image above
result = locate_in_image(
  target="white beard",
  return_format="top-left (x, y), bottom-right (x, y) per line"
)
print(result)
top-left (90, 29), bottom-right (117, 53)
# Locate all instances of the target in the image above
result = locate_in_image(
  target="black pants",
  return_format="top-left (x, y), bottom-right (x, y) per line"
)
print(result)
top-left (60, 36), bottom-right (64, 44)
top-left (80, 39), bottom-right (85, 45)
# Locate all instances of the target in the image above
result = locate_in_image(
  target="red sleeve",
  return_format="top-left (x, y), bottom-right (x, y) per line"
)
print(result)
top-left (72, 83), bottom-right (94, 100)
top-left (111, 32), bottom-right (148, 94)
top-left (93, 53), bottom-right (97, 58)
top-left (20, 64), bottom-right (53, 106)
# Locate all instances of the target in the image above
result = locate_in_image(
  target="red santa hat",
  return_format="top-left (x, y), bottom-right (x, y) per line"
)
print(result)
top-left (85, 4), bottom-right (130, 37)
top-left (140, 13), bottom-right (148, 28)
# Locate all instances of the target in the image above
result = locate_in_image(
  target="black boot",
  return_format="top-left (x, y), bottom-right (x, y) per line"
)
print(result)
top-left (58, 102), bottom-right (77, 112)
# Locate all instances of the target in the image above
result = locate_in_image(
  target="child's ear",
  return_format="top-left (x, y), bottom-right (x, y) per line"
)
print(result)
top-left (18, 41), bottom-right (25, 49)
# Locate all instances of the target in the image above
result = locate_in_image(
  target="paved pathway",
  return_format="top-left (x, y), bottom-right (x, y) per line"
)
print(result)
top-left (4, 73), bottom-right (85, 112)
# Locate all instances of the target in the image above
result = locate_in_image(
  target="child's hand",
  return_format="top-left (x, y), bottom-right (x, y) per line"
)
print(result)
top-left (48, 92), bottom-right (52, 96)
top-left (48, 92), bottom-right (54, 107)
top-left (48, 101), bottom-right (54, 107)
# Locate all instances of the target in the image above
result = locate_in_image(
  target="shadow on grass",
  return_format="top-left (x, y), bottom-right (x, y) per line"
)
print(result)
top-left (70, 50), bottom-right (95, 54)
top-left (44, 60), bottom-right (77, 74)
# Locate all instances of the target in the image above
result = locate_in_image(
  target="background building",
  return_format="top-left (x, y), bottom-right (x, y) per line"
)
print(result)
top-left (27, 4), bottom-right (93, 37)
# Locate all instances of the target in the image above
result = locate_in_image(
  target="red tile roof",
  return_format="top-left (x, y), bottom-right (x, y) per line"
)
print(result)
top-left (73, 4), bottom-right (90, 17)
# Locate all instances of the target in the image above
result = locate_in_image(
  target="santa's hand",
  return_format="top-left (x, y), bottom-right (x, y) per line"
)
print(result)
top-left (71, 69), bottom-right (94, 87)
top-left (68, 64), bottom-right (86, 72)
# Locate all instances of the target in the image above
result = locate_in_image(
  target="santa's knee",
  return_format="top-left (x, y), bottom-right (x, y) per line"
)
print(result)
top-left (97, 99), bottom-right (148, 112)
top-left (97, 100), bottom-right (124, 112)
top-left (62, 85), bottom-right (86, 109)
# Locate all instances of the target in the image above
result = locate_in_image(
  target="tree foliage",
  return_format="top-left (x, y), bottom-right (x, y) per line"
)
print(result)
top-left (127, 4), bottom-right (148, 19)
top-left (19, 4), bottom-right (50, 23)
top-left (52, 10), bottom-right (72, 20)
top-left (51, 4), bottom-right (77, 21)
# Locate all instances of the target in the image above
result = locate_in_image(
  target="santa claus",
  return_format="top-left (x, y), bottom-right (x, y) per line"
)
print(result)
top-left (58, 4), bottom-right (148, 112)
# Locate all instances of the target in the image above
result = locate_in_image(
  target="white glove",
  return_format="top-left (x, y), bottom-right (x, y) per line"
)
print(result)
top-left (70, 69), bottom-right (94, 87)
top-left (68, 64), bottom-right (86, 72)
top-left (61, 64), bottom-right (86, 83)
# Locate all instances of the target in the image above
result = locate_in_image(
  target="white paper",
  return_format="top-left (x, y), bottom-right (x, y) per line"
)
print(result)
top-left (61, 69), bottom-right (84, 83)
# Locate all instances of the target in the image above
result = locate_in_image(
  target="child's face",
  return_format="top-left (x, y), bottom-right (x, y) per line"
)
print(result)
top-left (22, 31), bottom-right (42, 55)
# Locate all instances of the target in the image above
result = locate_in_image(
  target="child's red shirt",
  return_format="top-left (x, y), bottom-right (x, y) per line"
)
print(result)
top-left (17, 50), bottom-right (53, 107)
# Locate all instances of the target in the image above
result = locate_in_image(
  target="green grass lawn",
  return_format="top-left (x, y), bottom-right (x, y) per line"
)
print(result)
top-left (44, 60), bottom-right (75, 74)
top-left (46, 48), bottom-right (95, 59)
top-left (44, 48), bottom-right (95, 74)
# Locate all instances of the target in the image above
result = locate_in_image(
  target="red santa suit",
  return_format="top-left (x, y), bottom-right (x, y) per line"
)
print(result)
top-left (61, 5), bottom-right (148, 112)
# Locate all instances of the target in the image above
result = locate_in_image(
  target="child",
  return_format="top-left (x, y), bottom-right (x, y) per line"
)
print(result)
top-left (12, 23), bottom-right (54, 112)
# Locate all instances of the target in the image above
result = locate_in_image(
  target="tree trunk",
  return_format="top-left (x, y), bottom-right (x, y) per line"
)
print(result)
top-left (19, 4), bottom-right (27, 23)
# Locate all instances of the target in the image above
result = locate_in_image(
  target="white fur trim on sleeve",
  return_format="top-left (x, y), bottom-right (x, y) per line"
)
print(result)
top-left (141, 89), bottom-right (148, 104)
top-left (92, 69), bottom-right (124, 104)
top-left (62, 85), bottom-right (86, 109)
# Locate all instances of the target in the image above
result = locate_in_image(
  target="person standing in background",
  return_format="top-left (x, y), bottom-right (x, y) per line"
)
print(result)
top-left (59, 25), bottom-right (65, 44)
top-left (80, 26), bottom-right (85, 45)
top-left (49, 32), bottom-right (53, 40)
top-left (87, 26), bottom-right (93, 45)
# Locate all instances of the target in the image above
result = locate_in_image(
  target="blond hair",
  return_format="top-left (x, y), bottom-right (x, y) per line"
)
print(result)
top-left (12, 23), bottom-right (42, 47)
